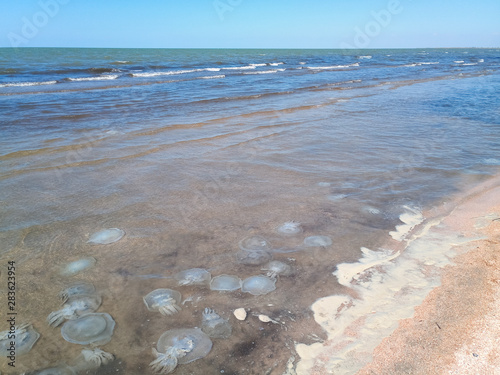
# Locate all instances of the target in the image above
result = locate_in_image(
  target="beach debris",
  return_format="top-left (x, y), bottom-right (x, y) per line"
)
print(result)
top-left (143, 289), bottom-right (182, 316)
top-left (210, 275), bottom-right (242, 292)
top-left (150, 328), bottom-right (212, 374)
top-left (236, 249), bottom-right (273, 266)
top-left (61, 313), bottom-right (115, 346)
top-left (258, 314), bottom-right (280, 324)
top-left (60, 257), bottom-right (96, 277)
top-left (276, 221), bottom-right (303, 236)
top-left (59, 282), bottom-right (96, 303)
top-left (174, 268), bottom-right (211, 286)
top-left (238, 235), bottom-right (271, 252)
top-left (47, 294), bottom-right (102, 327)
top-left (201, 308), bottom-right (232, 339)
top-left (233, 308), bottom-right (247, 321)
top-left (303, 235), bottom-right (332, 247)
top-left (88, 228), bottom-right (125, 245)
top-left (261, 260), bottom-right (294, 279)
top-left (241, 275), bottom-right (276, 295)
top-left (0, 323), bottom-right (40, 356)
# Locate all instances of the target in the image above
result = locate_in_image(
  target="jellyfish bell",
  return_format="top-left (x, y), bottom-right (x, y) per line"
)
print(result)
top-left (174, 268), bottom-right (211, 286)
top-left (87, 228), bottom-right (125, 245)
top-left (236, 249), bottom-right (273, 266)
top-left (209, 275), bottom-right (242, 292)
top-left (238, 235), bottom-right (271, 252)
top-left (303, 235), bottom-right (333, 247)
top-left (241, 275), bottom-right (276, 295)
top-left (61, 313), bottom-right (115, 346)
top-left (143, 289), bottom-right (182, 316)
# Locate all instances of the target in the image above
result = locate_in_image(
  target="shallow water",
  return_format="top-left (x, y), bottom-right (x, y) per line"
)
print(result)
top-left (0, 48), bottom-right (499, 374)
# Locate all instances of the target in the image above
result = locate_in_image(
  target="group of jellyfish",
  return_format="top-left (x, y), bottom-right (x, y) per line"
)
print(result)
top-left (0, 224), bottom-right (333, 374)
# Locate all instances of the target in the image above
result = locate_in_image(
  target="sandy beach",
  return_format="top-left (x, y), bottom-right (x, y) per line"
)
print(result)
top-left (357, 175), bottom-right (500, 375)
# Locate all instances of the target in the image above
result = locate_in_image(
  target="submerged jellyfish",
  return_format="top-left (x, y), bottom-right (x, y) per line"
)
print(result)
top-left (88, 228), bottom-right (125, 245)
top-left (59, 282), bottom-right (96, 303)
top-left (209, 275), bottom-right (242, 291)
top-left (70, 348), bottom-right (115, 372)
top-left (47, 294), bottom-right (102, 327)
top-left (236, 249), bottom-right (273, 266)
top-left (30, 366), bottom-right (76, 375)
top-left (303, 235), bottom-right (333, 247)
top-left (201, 308), bottom-right (232, 339)
top-left (0, 323), bottom-right (40, 356)
top-left (238, 236), bottom-right (271, 252)
top-left (261, 260), bottom-right (294, 279)
top-left (150, 328), bottom-right (212, 374)
top-left (143, 289), bottom-right (182, 316)
top-left (60, 257), bottom-right (96, 277)
top-left (241, 276), bottom-right (276, 295)
top-left (276, 221), bottom-right (303, 236)
top-left (174, 268), bottom-right (211, 286)
top-left (61, 313), bottom-right (115, 346)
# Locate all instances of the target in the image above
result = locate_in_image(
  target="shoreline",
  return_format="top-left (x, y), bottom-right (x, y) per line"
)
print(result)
top-left (358, 174), bottom-right (500, 375)
top-left (291, 173), bottom-right (500, 374)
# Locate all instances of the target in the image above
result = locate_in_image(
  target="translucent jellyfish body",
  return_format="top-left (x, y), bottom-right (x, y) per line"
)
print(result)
top-left (143, 289), bottom-right (182, 316)
top-left (261, 260), bottom-right (294, 278)
top-left (303, 235), bottom-right (332, 247)
top-left (61, 313), bottom-right (115, 346)
top-left (236, 249), bottom-right (273, 266)
top-left (174, 268), bottom-right (211, 286)
top-left (238, 236), bottom-right (271, 252)
top-left (150, 328), bottom-right (212, 374)
top-left (59, 282), bottom-right (96, 303)
top-left (241, 276), bottom-right (276, 295)
top-left (47, 294), bottom-right (102, 327)
top-left (60, 257), bottom-right (96, 277)
top-left (88, 228), bottom-right (125, 245)
top-left (201, 308), bottom-right (232, 339)
top-left (0, 323), bottom-right (40, 356)
top-left (276, 221), bottom-right (303, 236)
top-left (209, 275), bottom-right (242, 291)
top-left (30, 366), bottom-right (76, 375)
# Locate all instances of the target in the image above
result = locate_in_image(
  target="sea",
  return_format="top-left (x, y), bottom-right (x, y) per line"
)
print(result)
top-left (0, 48), bottom-right (499, 374)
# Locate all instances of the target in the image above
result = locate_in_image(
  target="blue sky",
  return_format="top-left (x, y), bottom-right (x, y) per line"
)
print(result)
top-left (1, 0), bottom-right (499, 48)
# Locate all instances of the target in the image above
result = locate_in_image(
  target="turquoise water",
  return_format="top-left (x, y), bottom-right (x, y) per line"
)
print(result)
top-left (0, 48), bottom-right (499, 374)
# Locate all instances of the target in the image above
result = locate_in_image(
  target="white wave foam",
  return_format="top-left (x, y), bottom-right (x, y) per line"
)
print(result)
top-left (250, 63), bottom-right (267, 67)
top-left (199, 74), bottom-right (225, 79)
top-left (307, 63), bottom-right (359, 70)
top-left (0, 80), bottom-right (57, 88)
top-left (462, 63), bottom-right (478, 66)
top-left (132, 69), bottom-right (198, 77)
top-left (221, 65), bottom-right (256, 70)
top-left (358, 55), bottom-right (372, 59)
top-left (294, 211), bottom-right (486, 374)
top-left (67, 75), bottom-right (119, 82)
top-left (454, 60), bottom-right (465, 63)
top-left (243, 69), bottom-right (285, 75)
top-left (419, 61), bottom-right (439, 65)
top-left (389, 206), bottom-right (424, 241)
top-left (205, 68), bottom-right (221, 72)
top-left (269, 62), bottom-right (284, 66)
top-left (478, 59), bottom-right (484, 63)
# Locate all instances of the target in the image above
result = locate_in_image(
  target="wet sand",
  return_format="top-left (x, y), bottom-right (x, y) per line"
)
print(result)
top-left (358, 176), bottom-right (500, 375)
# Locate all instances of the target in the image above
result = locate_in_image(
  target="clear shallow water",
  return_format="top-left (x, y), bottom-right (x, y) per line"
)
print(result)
top-left (0, 48), bottom-right (499, 374)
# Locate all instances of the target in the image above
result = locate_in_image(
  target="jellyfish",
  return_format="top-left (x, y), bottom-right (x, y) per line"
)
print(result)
top-left (238, 236), bottom-right (271, 252)
top-left (241, 276), bottom-right (276, 295)
top-left (0, 323), bottom-right (40, 356)
top-left (276, 221), bottom-right (303, 236)
top-left (150, 328), bottom-right (212, 374)
top-left (209, 275), bottom-right (242, 292)
top-left (143, 289), bottom-right (182, 316)
top-left (61, 313), bottom-right (115, 346)
top-left (236, 249), bottom-right (273, 266)
top-left (60, 257), bottom-right (96, 277)
top-left (201, 308), bottom-right (232, 339)
top-left (47, 294), bottom-right (102, 327)
top-left (59, 283), bottom-right (96, 303)
top-left (303, 235), bottom-right (332, 247)
top-left (174, 268), bottom-right (211, 286)
top-left (88, 228), bottom-right (125, 245)
top-left (261, 260), bottom-right (294, 279)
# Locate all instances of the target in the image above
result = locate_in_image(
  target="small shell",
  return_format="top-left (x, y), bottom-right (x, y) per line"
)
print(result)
top-left (88, 228), bottom-right (125, 245)
top-left (233, 308), bottom-right (247, 321)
